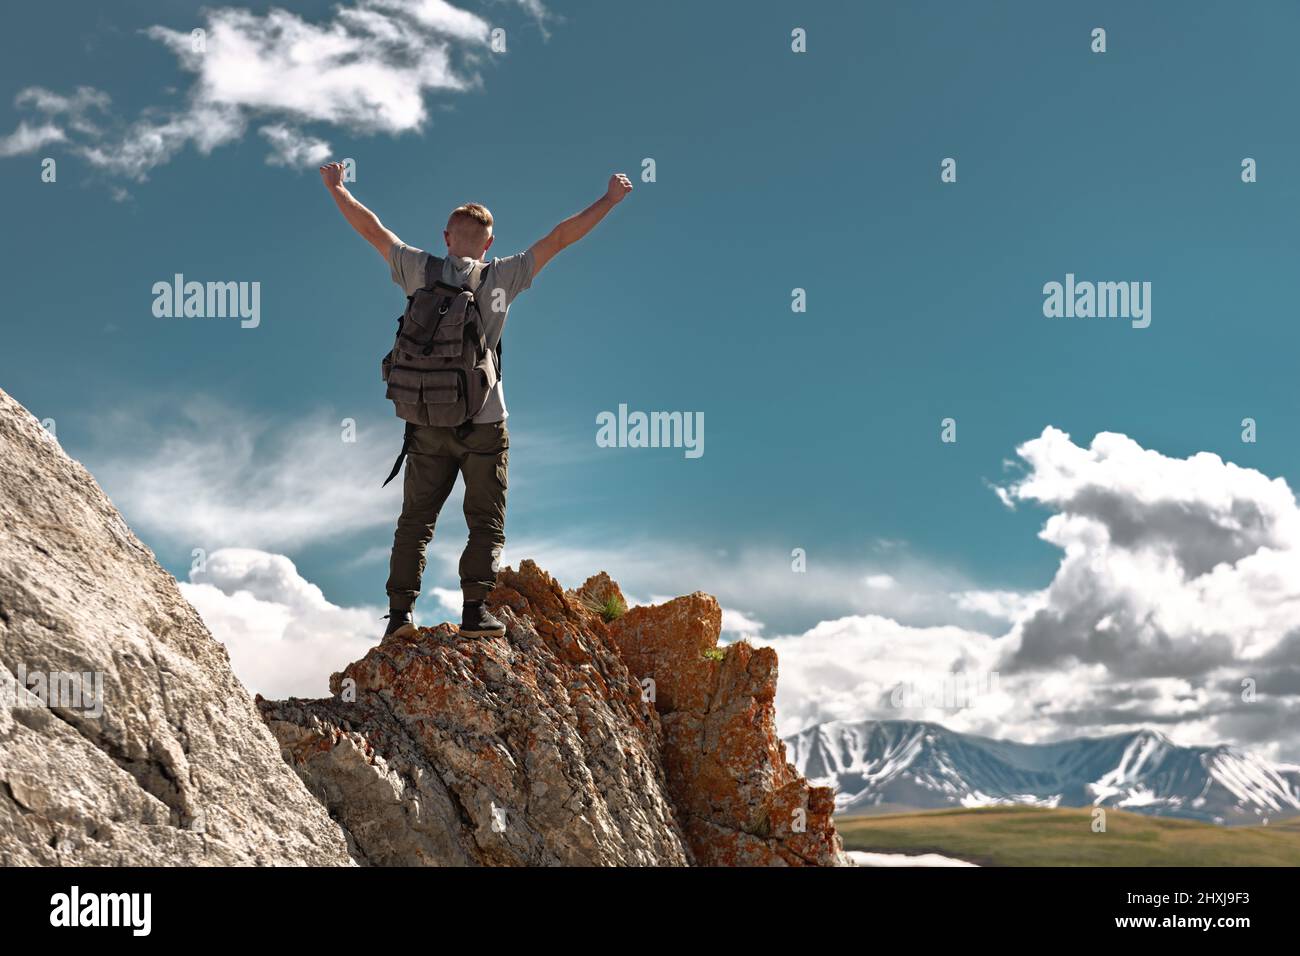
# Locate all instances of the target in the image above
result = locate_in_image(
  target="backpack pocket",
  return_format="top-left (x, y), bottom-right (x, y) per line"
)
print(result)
top-left (384, 365), bottom-right (423, 404)
top-left (417, 369), bottom-right (463, 406)
top-left (400, 288), bottom-right (468, 359)
top-left (425, 311), bottom-right (466, 358)
top-left (384, 364), bottom-right (424, 425)
top-left (418, 369), bottom-right (469, 426)
top-left (385, 366), bottom-right (468, 426)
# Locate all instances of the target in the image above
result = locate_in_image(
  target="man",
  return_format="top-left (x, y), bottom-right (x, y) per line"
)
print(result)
top-left (319, 161), bottom-right (633, 638)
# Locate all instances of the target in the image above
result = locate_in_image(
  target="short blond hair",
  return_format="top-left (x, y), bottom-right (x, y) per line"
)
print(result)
top-left (446, 202), bottom-right (493, 241)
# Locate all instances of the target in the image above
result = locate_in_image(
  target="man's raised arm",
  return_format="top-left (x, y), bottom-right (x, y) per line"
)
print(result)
top-left (319, 161), bottom-right (401, 261)
top-left (529, 173), bottom-right (633, 278)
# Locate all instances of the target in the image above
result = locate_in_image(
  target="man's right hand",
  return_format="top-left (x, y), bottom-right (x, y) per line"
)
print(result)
top-left (319, 162), bottom-right (346, 190)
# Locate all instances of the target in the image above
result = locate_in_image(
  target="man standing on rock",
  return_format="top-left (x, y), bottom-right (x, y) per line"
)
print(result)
top-left (319, 161), bottom-right (633, 639)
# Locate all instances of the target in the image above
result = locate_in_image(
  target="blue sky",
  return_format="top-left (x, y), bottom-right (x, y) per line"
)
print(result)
top-left (4, 1), bottom-right (1300, 761)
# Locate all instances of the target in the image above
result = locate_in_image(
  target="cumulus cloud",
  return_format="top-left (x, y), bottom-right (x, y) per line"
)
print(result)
top-left (763, 427), bottom-right (1300, 762)
top-left (753, 615), bottom-right (1008, 739)
top-left (429, 586), bottom-right (463, 617)
top-left (180, 547), bottom-right (380, 698)
top-left (720, 607), bottom-right (766, 641)
top-left (999, 427), bottom-right (1300, 677)
top-left (1, 0), bottom-right (548, 177)
top-left (951, 587), bottom-right (1045, 623)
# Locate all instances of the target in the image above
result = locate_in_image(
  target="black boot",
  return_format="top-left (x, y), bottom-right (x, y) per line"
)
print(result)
top-left (459, 600), bottom-right (506, 638)
top-left (382, 608), bottom-right (416, 639)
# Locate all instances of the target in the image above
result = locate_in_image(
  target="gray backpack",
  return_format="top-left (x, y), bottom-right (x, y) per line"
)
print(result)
top-left (381, 254), bottom-right (501, 485)
top-left (383, 254), bottom-right (500, 426)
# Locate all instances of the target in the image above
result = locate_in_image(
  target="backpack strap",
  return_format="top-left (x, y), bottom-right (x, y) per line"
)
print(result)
top-left (422, 253), bottom-right (444, 290)
top-left (466, 258), bottom-right (490, 293)
top-left (382, 421), bottom-right (417, 487)
top-left (471, 260), bottom-right (502, 375)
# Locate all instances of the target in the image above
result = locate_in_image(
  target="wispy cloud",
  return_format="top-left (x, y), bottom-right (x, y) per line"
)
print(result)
top-left (85, 399), bottom-right (403, 553)
top-left (260, 123), bottom-right (333, 167)
top-left (1, 0), bottom-right (549, 178)
top-left (0, 120), bottom-right (65, 157)
top-left (80, 398), bottom-right (596, 556)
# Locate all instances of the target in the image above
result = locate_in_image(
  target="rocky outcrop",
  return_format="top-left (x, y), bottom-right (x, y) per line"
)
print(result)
top-left (589, 577), bottom-right (845, 865)
top-left (0, 388), bottom-right (352, 865)
top-left (260, 563), bottom-right (847, 867)
top-left (257, 562), bottom-right (691, 865)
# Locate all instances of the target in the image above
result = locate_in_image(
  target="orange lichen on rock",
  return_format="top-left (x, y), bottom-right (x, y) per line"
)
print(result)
top-left (580, 577), bottom-right (846, 866)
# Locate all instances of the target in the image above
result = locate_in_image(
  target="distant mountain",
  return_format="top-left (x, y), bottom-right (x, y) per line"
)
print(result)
top-left (783, 720), bottom-right (1300, 825)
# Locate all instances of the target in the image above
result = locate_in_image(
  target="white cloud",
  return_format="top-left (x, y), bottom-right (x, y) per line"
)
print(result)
top-left (2, 86), bottom-right (111, 152)
top-left (951, 587), bottom-right (1045, 623)
top-left (1, 0), bottom-right (549, 177)
top-left (753, 615), bottom-right (1008, 739)
top-left (86, 400), bottom-right (403, 552)
top-left (181, 548), bottom-right (380, 699)
top-left (260, 124), bottom-right (333, 167)
top-left (82, 400), bottom-right (607, 559)
top-left (762, 427), bottom-right (1300, 761)
top-left (998, 427), bottom-right (1300, 677)
top-left (78, 103), bottom-right (246, 180)
top-left (144, 3), bottom-right (481, 137)
top-left (429, 586), bottom-right (463, 617)
top-left (720, 607), bottom-right (765, 640)
top-left (0, 120), bottom-right (65, 157)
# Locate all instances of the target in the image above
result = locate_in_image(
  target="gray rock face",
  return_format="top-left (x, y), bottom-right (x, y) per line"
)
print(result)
top-left (0, 387), bottom-right (352, 865)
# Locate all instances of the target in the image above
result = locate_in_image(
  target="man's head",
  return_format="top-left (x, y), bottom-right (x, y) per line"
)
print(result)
top-left (444, 203), bottom-right (494, 259)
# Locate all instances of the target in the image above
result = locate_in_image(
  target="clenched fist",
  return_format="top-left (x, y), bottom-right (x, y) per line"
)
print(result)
top-left (319, 161), bottom-right (346, 189)
top-left (605, 173), bottom-right (633, 205)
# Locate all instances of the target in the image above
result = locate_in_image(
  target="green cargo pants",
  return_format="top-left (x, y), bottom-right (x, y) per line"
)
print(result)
top-left (386, 421), bottom-right (508, 612)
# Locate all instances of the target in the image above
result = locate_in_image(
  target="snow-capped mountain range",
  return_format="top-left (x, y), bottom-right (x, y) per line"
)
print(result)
top-left (782, 720), bottom-right (1300, 824)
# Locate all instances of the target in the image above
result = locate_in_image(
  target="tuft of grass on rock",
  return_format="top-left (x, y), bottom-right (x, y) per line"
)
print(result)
top-left (702, 647), bottom-right (726, 662)
top-left (581, 592), bottom-right (627, 623)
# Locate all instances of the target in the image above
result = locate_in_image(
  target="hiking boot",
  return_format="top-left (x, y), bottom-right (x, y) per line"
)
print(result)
top-left (459, 601), bottom-right (506, 638)
top-left (382, 608), bottom-right (416, 639)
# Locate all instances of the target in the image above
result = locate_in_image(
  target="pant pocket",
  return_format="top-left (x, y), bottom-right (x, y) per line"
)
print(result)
top-left (467, 421), bottom-right (508, 454)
